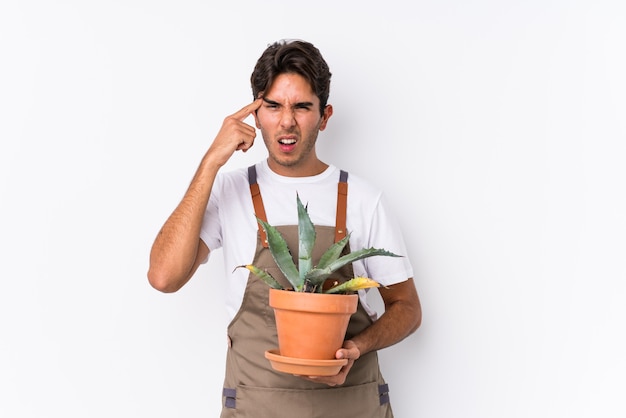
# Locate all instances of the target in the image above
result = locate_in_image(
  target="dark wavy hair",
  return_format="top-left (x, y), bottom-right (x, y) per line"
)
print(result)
top-left (251, 40), bottom-right (332, 116)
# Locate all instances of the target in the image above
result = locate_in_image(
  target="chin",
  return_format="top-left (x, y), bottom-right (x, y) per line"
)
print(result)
top-left (270, 156), bottom-right (299, 168)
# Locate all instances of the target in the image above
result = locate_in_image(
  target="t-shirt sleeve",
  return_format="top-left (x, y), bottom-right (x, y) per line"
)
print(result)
top-left (354, 193), bottom-right (414, 286)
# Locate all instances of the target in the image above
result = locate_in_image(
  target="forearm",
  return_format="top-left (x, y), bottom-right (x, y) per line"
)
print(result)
top-left (351, 279), bottom-right (422, 355)
top-left (351, 300), bottom-right (421, 355)
top-left (305, 282), bottom-right (421, 386)
top-left (148, 99), bottom-right (262, 292)
top-left (147, 155), bottom-right (220, 292)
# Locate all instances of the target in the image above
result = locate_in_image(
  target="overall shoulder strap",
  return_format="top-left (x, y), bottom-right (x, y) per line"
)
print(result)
top-left (248, 165), bottom-right (269, 248)
top-left (335, 170), bottom-right (348, 243)
top-left (249, 165), bottom-right (348, 246)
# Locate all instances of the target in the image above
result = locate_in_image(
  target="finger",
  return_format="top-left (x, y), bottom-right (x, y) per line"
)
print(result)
top-left (236, 130), bottom-right (256, 152)
top-left (336, 348), bottom-right (353, 360)
top-left (237, 138), bottom-right (254, 152)
top-left (230, 98), bottom-right (263, 121)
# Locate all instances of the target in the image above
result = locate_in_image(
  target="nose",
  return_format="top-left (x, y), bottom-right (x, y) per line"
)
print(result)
top-left (279, 108), bottom-right (296, 128)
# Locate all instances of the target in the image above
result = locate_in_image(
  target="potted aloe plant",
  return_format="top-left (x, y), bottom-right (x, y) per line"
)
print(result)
top-left (238, 194), bottom-right (400, 374)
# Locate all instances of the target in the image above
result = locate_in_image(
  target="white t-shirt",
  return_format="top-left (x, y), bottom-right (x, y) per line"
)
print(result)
top-left (200, 159), bottom-right (414, 321)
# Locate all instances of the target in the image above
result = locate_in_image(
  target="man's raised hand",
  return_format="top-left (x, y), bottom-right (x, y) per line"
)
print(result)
top-left (207, 98), bottom-right (263, 167)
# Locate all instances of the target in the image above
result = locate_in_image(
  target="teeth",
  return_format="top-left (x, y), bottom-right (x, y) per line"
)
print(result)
top-left (279, 139), bottom-right (296, 145)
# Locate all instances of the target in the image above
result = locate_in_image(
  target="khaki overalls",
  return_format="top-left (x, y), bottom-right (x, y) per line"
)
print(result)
top-left (220, 166), bottom-right (393, 418)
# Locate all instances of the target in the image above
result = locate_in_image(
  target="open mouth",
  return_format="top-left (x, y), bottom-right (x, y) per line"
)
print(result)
top-left (278, 137), bottom-right (297, 152)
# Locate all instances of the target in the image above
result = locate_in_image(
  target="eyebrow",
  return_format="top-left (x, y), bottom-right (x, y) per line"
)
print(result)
top-left (262, 97), bottom-right (314, 108)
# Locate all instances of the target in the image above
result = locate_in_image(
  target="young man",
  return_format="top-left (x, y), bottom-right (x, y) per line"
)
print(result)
top-left (148, 39), bottom-right (421, 417)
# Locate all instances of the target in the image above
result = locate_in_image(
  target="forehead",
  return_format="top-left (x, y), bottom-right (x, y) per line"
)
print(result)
top-left (265, 73), bottom-right (318, 104)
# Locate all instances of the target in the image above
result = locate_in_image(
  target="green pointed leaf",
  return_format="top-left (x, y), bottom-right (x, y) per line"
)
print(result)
top-left (305, 248), bottom-right (402, 286)
top-left (297, 194), bottom-right (315, 281)
top-left (235, 265), bottom-right (284, 289)
top-left (330, 247), bottom-right (402, 271)
top-left (303, 269), bottom-right (332, 289)
top-left (258, 218), bottom-right (303, 290)
top-left (317, 234), bottom-right (350, 270)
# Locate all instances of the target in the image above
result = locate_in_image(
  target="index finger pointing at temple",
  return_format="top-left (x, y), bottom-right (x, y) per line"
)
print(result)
top-left (231, 98), bottom-right (263, 121)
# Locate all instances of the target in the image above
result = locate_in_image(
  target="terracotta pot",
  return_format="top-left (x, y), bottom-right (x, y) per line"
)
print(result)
top-left (269, 288), bottom-right (358, 360)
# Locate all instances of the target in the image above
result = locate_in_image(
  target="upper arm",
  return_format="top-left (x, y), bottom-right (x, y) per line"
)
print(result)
top-left (178, 239), bottom-right (211, 290)
top-left (190, 238), bottom-right (210, 276)
top-left (378, 278), bottom-right (422, 329)
top-left (148, 238), bottom-right (211, 293)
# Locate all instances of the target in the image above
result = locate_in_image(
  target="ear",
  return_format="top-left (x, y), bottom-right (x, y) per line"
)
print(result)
top-left (319, 104), bottom-right (333, 131)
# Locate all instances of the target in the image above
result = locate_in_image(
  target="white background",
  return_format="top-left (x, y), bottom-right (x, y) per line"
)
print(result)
top-left (1, 1), bottom-right (625, 417)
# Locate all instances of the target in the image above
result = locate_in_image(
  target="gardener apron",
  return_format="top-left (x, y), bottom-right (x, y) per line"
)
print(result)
top-left (219, 166), bottom-right (393, 418)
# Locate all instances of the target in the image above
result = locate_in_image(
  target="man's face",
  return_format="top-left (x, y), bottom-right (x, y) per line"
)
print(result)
top-left (254, 72), bottom-right (332, 176)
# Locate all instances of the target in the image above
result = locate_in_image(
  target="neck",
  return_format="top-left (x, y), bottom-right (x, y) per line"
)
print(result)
top-left (266, 159), bottom-right (329, 177)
